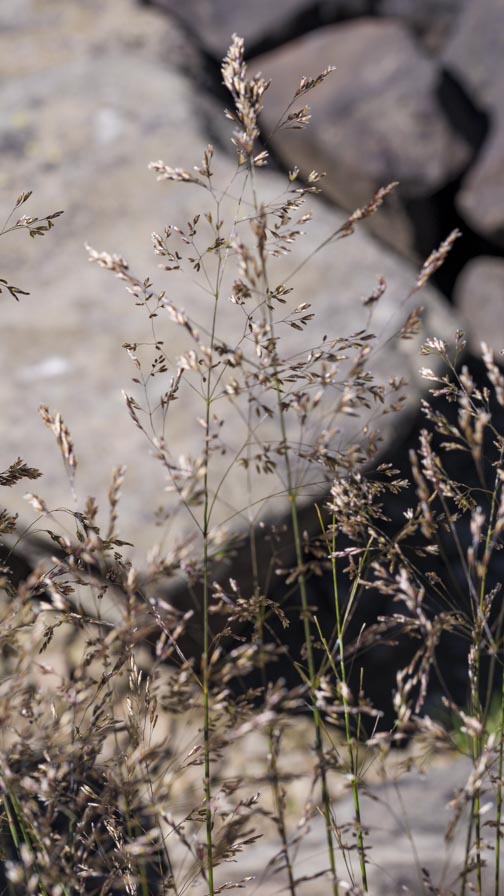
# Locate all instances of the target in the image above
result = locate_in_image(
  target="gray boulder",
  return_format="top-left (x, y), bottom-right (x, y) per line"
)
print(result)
top-left (254, 20), bottom-right (472, 258)
top-left (443, 0), bottom-right (504, 246)
top-left (378, 0), bottom-right (465, 53)
top-left (453, 256), bottom-right (504, 354)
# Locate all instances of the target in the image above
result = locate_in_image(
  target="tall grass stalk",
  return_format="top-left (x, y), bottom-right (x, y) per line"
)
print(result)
top-left (329, 521), bottom-right (369, 892)
top-left (200, 221), bottom-right (227, 896)
top-left (496, 671), bottom-right (504, 895)
top-left (314, 510), bottom-right (371, 892)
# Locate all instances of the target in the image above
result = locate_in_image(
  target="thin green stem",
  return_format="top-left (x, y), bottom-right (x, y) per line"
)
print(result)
top-left (495, 669), bottom-right (504, 895)
top-left (460, 813), bottom-right (474, 896)
top-left (469, 448), bottom-right (504, 896)
top-left (288, 494), bottom-right (339, 895)
top-left (315, 512), bottom-right (370, 892)
top-left (200, 199), bottom-right (226, 896)
top-left (268, 728), bottom-right (297, 896)
top-left (202, 538), bottom-right (214, 895)
top-left (1, 791), bottom-right (53, 896)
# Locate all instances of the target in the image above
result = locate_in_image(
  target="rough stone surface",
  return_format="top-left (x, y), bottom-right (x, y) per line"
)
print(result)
top-left (378, 0), bottom-right (465, 53)
top-left (254, 20), bottom-right (472, 258)
top-left (453, 256), bottom-right (504, 354)
top-left (443, 0), bottom-right (504, 246)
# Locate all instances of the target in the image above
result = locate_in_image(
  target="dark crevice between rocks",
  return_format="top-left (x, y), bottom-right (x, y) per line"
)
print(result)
top-left (144, 0), bottom-right (463, 66)
top-left (141, 0), bottom-right (378, 64)
top-left (231, 353), bottom-right (504, 734)
top-left (437, 68), bottom-right (489, 154)
top-left (404, 67), bottom-right (498, 301)
top-left (3, 355), bottom-right (502, 735)
top-left (407, 179), bottom-right (504, 302)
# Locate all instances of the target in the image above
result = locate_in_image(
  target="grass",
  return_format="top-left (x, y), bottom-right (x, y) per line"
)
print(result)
top-left (0, 34), bottom-right (503, 896)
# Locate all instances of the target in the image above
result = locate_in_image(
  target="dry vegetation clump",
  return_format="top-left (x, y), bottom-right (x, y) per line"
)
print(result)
top-left (0, 35), bottom-right (503, 896)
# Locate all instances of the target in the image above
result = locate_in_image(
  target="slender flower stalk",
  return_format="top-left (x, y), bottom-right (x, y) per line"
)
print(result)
top-left (315, 510), bottom-right (370, 892)
top-left (200, 231), bottom-right (227, 896)
top-left (495, 671), bottom-right (504, 895)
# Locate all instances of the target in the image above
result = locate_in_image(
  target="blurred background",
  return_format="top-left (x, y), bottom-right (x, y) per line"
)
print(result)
top-left (0, 0), bottom-right (502, 553)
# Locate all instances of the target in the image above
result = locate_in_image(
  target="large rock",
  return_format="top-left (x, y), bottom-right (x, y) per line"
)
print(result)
top-left (453, 256), bottom-right (504, 354)
top-left (378, 0), bottom-right (465, 53)
top-left (0, 0), bottom-right (458, 565)
top-left (443, 0), bottom-right (504, 246)
top-left (254, 20), bottom-right (472, 258)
